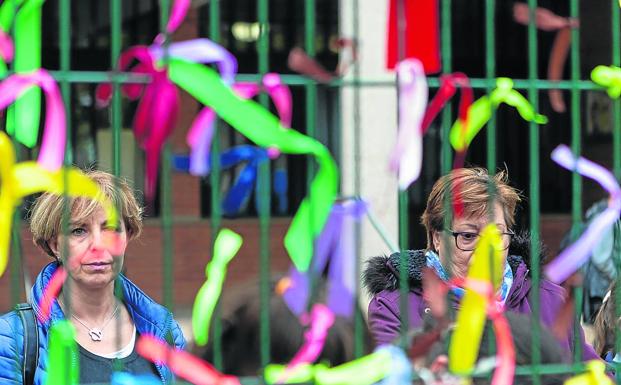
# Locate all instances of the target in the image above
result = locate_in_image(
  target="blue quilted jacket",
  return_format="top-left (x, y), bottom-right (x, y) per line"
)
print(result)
top-left (0, 262), bottom-right (186, 384)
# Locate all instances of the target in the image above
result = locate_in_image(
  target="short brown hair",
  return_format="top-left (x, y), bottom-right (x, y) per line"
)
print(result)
top-left (29, 170), bottom-right (143, 258)
top-left (420, 168), bottom-right (521, 250)
top-left (594, 282), bottom-right (617, 356)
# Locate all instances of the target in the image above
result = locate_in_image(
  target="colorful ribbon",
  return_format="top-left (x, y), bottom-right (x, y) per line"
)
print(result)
top-left (564, 360), bottom-right (614, 385)
top-left (0, 131), bottom-right (119, 278)
top-left (137, 334), bottom-right (241, 385)
top-left (184, 74), bottom-right (291, 176)
top-left (279, 304), bottom-right (335, 382)
top-left (96, 46), bottom-right (179, 202)
top-left (283, 199), bottom-right (367, 317)
top-left (544, 145), bottom-right (621, 283)
top-left (173, 145), bottom-right (279, 215)
top-left (167, 58), bottom-right (338, 272)
top-left (264, 348), bottom-right (393, 385)
top-left (449, 77), bottom-right (548, 152)
top-left (153, 0), bottom-right (191, 45)
top-left (421, 72), bottom-right (472, 135)
top-left (0, 0), bottom-right (43, 148)
top-left (375, 345), bottom-right (412, 385)
top-left (36, 267), bottom-right (67, 323)
top-left (591, 65), bottom-right (621, 99)
top-left (192, 228), bottom-right (243, 346)
top-left (46, 320), bottom-right (79, 385)
top-left (449, 224), bottom-right (505, 375)
top-left (389, 59), bottom-right (428, 190)
top-left (0, 70), bottom-right (66, 171)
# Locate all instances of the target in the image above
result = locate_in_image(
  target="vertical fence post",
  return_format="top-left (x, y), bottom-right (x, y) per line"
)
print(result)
top-left (257, 0), bottom-right (272, 369)
top-left (527, 1), bottom-right (542, 384)
top-left (208, 0), bottom-right (224, 371)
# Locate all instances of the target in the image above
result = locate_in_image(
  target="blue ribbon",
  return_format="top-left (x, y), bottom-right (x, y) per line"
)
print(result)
top-left (173, 145), bottom-right (288, 216)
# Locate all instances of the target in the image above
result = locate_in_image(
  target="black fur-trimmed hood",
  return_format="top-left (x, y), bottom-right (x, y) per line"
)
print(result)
top-left (362, 231), bottom-right (547, 295)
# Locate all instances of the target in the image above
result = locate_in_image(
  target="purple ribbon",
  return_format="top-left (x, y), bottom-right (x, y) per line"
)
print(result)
top-left (544, 145), bottom-right (621, 283)
top-left (283, 199), bottom-right (368, 317)
top-left (185, 76), bottom-right (291, 176)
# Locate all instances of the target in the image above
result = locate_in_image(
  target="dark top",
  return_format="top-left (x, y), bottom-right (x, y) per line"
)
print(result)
top-left (78, 333), bottom-right (160, 384)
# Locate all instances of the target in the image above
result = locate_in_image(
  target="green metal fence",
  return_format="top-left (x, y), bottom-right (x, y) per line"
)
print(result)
top-left (5, 0), bottom-right (621, 384)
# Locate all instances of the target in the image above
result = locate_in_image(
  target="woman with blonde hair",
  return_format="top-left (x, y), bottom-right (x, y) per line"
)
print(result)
top-left (0, 170), bottom-right (185, 384)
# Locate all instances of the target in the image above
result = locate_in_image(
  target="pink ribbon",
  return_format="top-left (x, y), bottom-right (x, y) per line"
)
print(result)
top-left (96, 46), bottom-right (180, 201)
top-left (0, 70), bottom-right (65, 170)
top-left (186, 74), bottom-right (291, 176)
top-left (0, 29), bottom-right (13, 62)
top-left (279, 304), bottom-right (335, 382)
top-left (36, 267), bottom-right (67, 323)
top-left (137, 334), bottom-right (241, 385)
top-left (545, 145), bottom-right (621, 283)
top-left (389, 59), bottom-right (428, 190)
top-left (153, 0), bottom-right (191, 45)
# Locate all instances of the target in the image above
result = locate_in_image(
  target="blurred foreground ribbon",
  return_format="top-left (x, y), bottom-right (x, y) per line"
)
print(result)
top-left (449, 77), bottom-right (547, 152)
top-left (192, 228), bottom-right (243, 346)
top-left (265, 348), bottom-right (394, 385)
top-left (279, 304), bottom-right (335, 382)
top-left (283, 199), bottom-right (367, 317)
top-left (563, 360), bottom-right (613, 385)
top-left (167, 58), bottom-right (338, 272)
top-left (0, 0), bottom-right (43, 148)
top-left (137, 334), bottom-right (241, 385)
top-left (591, 65), bottom-right (621, 99)
top-left (111, 372), bottom-right (162, 385)
top-left (153, 0), bottom-right (191, 45)
top-left (0, 131), bottom-right (119, 277)
top-left (544, 145), bottom-right (621, 283)
top-left (0, 69), bottom-right (66, 170)
top-left (449, 224), bottom-right (514, 382)
top-left (389, 59), bottom-right (428, 190)
top-left (173, 145), bottom-right (283, 216)
top-left (46, 320), bottom-right (79, 385)
top-left (36, 267), bottom-right (67, 323)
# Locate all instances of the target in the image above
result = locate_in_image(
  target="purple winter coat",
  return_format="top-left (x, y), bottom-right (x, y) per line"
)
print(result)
top-left (363, 241), bottom-right (599, 361)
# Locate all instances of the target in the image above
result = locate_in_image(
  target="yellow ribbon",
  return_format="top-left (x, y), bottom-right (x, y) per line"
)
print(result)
top-left (449, 224), bottom-right (504, 375)
top-left (0, 131), bottom-right (118, 277)
top-left (564, 360), bottom-right (613, 385)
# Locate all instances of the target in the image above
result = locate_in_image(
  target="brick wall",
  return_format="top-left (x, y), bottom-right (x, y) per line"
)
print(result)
top-left (0, 218), bottom-right (293, 311)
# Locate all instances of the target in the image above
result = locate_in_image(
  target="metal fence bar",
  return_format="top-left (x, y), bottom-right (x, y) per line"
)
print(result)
top-left (526, 1), bottom-right (542, 384)
top-left (208, 0), bottom-right (224, 371)
top-left (256, 0), bottom-right (272, 369)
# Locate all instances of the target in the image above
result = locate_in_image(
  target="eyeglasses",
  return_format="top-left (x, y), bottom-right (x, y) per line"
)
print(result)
top-left (444, 229), bottom-right (514, 252)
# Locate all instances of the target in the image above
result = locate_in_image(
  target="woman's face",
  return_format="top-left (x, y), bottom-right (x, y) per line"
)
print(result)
top-left (432, 201), bottom-right (509, 279)
top-left (51, 207), bottom-right (127, 291)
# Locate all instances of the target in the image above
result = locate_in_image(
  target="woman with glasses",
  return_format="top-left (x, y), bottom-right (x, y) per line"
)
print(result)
top-left (363, 167), bottom-right (598, 360)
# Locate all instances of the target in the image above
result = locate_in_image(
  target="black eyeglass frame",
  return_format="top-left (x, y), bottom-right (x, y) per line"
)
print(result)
top-left (443, 228), bottom-right (515, 252)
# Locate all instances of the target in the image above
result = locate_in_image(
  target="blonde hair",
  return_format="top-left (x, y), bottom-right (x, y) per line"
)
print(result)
top-left (29, 170), bottom-right (143, 258)
top-left (594, 283), bottom-right (617, 357)
top-left (420, 167), bottom-right (521, 251)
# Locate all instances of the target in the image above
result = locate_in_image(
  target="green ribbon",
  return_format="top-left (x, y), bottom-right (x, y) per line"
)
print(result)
top-left (0, 0), bottom-right (44, 148)
top-left (192, 228), bottom-right (243, 346)
top-left (46, 320), bottom-right (79, 385)
top-left (450, 77), bottom-right (548, 151)
top-left (167, 58), bottom-right (338, 272)
top-left (264, 349), bottom-right (393, 385)
top-left (591, 65), bottom-right (621, 99)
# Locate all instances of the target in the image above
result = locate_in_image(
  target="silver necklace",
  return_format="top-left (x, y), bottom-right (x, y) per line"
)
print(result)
top-left (61, 300), bottom-right (120, 342)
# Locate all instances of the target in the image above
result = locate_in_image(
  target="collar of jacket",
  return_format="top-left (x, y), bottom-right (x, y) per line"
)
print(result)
top-left (30, 261), bottom-right (173, 341)
top-left (362, 230), bottom-right (546, 295)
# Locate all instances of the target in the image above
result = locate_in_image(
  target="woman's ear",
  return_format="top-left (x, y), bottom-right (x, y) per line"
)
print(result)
top-left (48, 238), bottom-right (59, 259)
top-left (432, 231), bottom-right (441, 252)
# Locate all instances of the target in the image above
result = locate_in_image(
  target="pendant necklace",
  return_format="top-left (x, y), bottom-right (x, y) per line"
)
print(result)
top-left (60, 299), bottom-right (120, 342)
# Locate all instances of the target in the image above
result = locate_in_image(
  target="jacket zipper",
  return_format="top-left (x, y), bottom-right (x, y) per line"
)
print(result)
top-left (155, 313), bottom-right (174, 384)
